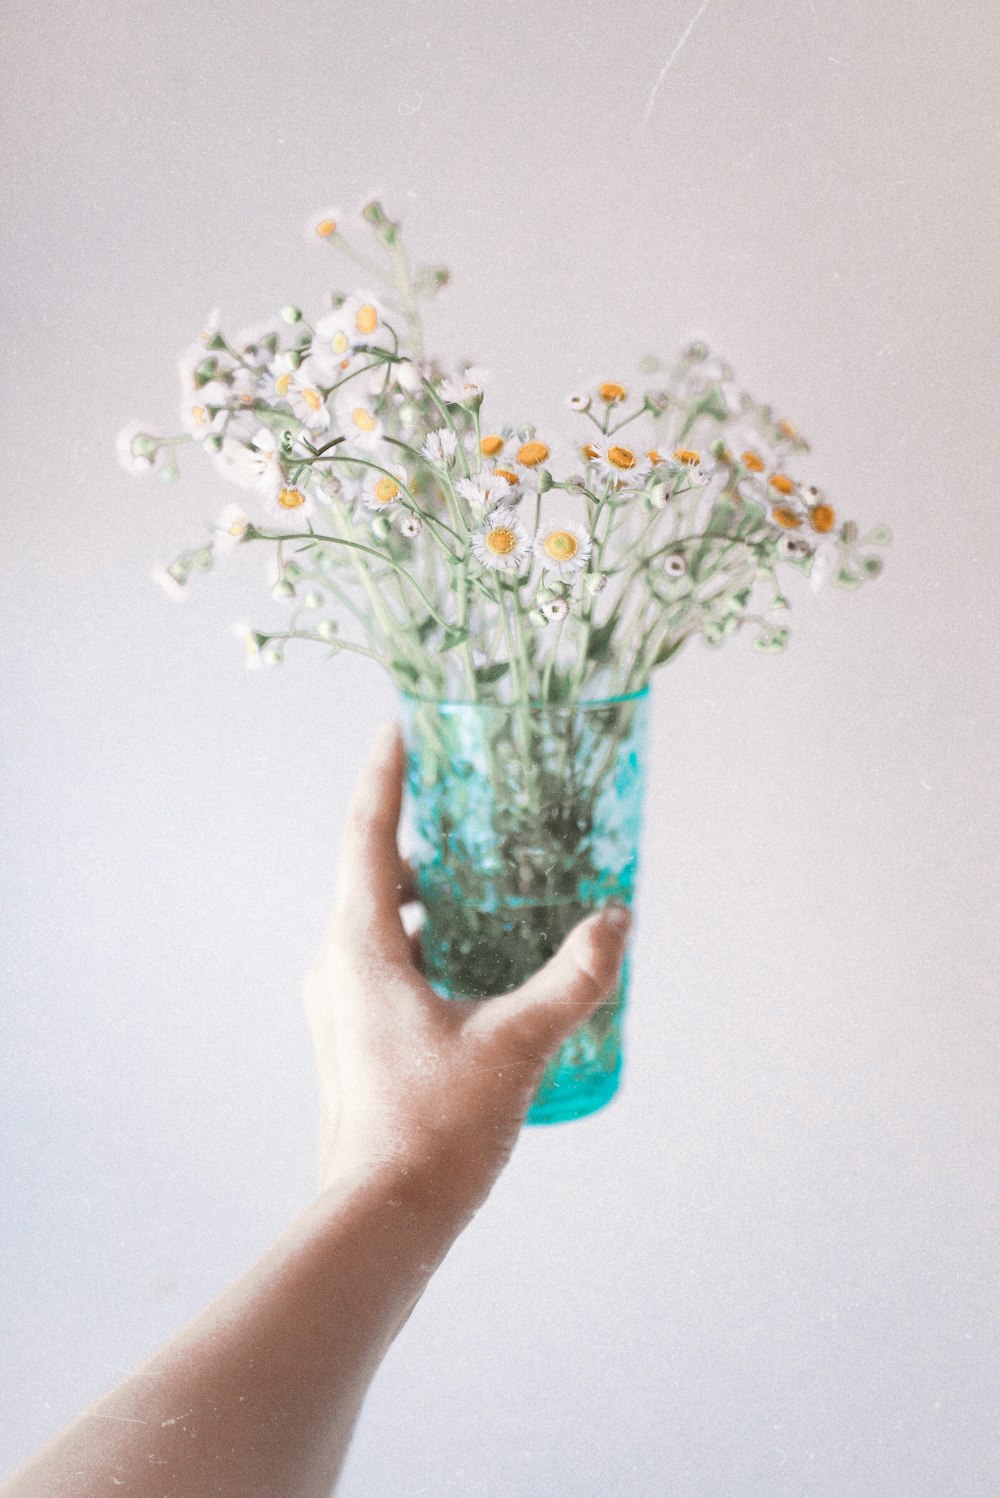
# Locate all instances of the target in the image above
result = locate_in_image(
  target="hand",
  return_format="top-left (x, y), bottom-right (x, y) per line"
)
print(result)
top-left (303, 719), bottom-right (632, 1220)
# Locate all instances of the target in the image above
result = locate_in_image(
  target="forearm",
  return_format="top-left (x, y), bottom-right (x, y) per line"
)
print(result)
top-left (1, 1162), bottom-right (471, 1498)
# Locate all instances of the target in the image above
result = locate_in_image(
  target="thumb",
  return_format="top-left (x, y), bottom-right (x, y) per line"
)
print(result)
top-left (466, 905), bottom-right (632, 1063)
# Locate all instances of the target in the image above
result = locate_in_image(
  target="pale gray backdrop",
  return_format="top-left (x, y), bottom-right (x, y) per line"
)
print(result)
top-left (2, 1), bottom-right (998, 1493)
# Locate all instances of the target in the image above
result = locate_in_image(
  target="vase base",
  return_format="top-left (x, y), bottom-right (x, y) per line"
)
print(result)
top-left (524, 1061), bottom-right (622, 1126)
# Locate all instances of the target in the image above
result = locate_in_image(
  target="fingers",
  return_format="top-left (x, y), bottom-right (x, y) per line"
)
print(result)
top-left (465, 906), bottom-right (632, 1061)
top-left (324, 719), bottom-right (415, 968)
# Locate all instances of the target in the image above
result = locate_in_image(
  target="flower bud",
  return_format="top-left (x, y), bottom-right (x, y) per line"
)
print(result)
top-left (192, 547), bottom-right (213, 572)
top-left (272, 579), bottom-right (296, 600)
top-left (303, 590), bottom-right (323, 610)
top-left (537, 469), bottom-right (554, 492)
top-left (371, 514), bottom-right (392, 542)
top-left (280, 348), bottom-right (302, 372)
top-left (316, 619), bottom-right (339, 641)
top-left (206, 433), bottom-right (223, 453)
top-left (261, 645), bottom-right (284, 667)
top-left (280, 305), bottom-right (303, 324)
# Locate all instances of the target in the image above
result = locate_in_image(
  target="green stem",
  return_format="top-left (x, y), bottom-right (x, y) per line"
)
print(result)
top-left (246, 527), bottom-right (453, 633)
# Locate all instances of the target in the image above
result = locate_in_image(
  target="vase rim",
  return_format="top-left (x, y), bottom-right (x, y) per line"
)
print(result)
top-left (398, 683), bottom-right (651, 709)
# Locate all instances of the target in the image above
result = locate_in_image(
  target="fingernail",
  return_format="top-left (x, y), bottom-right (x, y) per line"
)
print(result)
top-left (602, 903), bottom-right (631, 936)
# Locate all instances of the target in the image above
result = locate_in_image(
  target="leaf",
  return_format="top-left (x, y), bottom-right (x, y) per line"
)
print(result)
top-left (415, 614), bottom-right (436, 644)
top-left (391, 659), bottom-right (420, 685)
top-left (697, 385), bottom-right (730, 423)
top-left (475, 662), bottom-right (509, 685)
top-left (440, 627), bottom-right (470, 653)
top-left (586, 616), bottom-right (618, 662)
top-left (754, 626), bottom-right (790, 652)
top-left (653, 637), bottom-right (684, 666)
top-left (862, 524), bottom-right (893, 546)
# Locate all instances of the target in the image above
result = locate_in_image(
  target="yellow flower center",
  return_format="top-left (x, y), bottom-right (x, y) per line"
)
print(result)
top-left (742, 450), bottom-right (765, 472)
top-left (517, 440), bottom-right (549, 468)
top-left (608, 444), bottom-right (637, 470)
top-left (315, 218), bottom-right (337, 238)
top-left (355, 303), bottom-right (379, 335)
top-left (494, 467), bottom-right (519, 487)
top-left (277, 487), bottom-right (307, 510)
top-left (192, 405), bottom-right (209, 427)
top-left (769, 473), bottom-right (795, 495)
top-left (598, 382), bottom-right (627, 403)
top-left (275, 372), bottom-right (292, 397)
top-left (648, 449), bottom-right (663, 463)
top-left (301, 387), bottom-right (322, 412)
top-left (227, 518), bottom-right (247, 536)
top-left (480, 434), bottom-right (504, 457)
top-left (582, 443), bottom-right (599, 461)
top-left (373, 476), bottom-right (400, 504)
top-left (777, 420), bottom-right (797, 440)
top-left (331, 331), bottom-right (349, 354)
top-left (772, 506), bottom-right (802, 529)
top-left (485, 526), bottom-right (518, 556)
top-left (809, 503), bottom-right (836, 533)
top-left (543, 530), bottom-right (579, 562)
top-left (352, 407), bottom-right (378, 433)
top-left (673, 448), bottom-right (701, 466)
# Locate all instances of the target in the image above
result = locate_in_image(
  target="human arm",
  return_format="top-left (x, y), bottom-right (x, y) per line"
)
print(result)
top-left (0, 719), bottom-right (631, 1498)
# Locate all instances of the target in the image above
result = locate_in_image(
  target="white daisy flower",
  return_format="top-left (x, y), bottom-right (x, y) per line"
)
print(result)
top-left (267, 483), bottom-right (314, 526)
top-left (150, 563), bottom-right (187, 601)
top-left (116, 423), bottom-right (162, 475)
top-left (198, 308), bottom-right (222, 347)
top-left (540, 596), bottom-right (570, 623)
top-left (669, 447), bottom-right (716, 488)
top-left (213, 503), bottom-right (251, 556)
top-left (808, 538), bottom-right (838, 593)
top-left (399, 513), bottom-right (423, 538)
top-left (479, 456), bottom-right (524, 497)
top-left (421, 427), bottom-right (458, 464)
top-left (232, 618), bottom-right (262, 669)
top-left (502, 433), bottom-right (574, 493)
top-left (439, 366), bottom-right (488, 405)
top-left (567, 393), bottom-right (590, 412)
top-left (212, 428), bottom-right (284, 493)
top-left (333, 390), bottom-right (384, 449)
top-left (469, 506), bottom-right (532, 573)
top-left (455, 472), bottom-right (513, 513)
top-left (310, 207), bottom-right (343, 243)
top-left (272, 366), bottom-right (330, 431)
top-left (233, 322), bottom-right (281, 365)
top-left (179, 380), bottom-right (230, 441)
top-left (363, 463), bottom-right (408, 513)
top-left (663, 553), bottom-right (688, 577)
top-left (393, 358), bottom-right (428, 395)
top-left (534, 521), bottom-right (593, 577)
top-left (310, 296), bottom-right (393, 384)
top-left (588, 437), bottom-right (652, 487)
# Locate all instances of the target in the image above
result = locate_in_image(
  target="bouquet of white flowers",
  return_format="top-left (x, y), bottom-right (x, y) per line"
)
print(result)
top-left (118, 199), bottom-right (890, 1123)
top-left (119, 197), bottom-right (888, 705)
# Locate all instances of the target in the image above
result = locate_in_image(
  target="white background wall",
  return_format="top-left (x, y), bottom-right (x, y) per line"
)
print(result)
top-left (3, 1), bottom-right (998, 1493)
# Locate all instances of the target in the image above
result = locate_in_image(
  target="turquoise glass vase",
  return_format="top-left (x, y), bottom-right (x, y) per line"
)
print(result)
top-left (398, 686), bottom-right (650, 1124)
